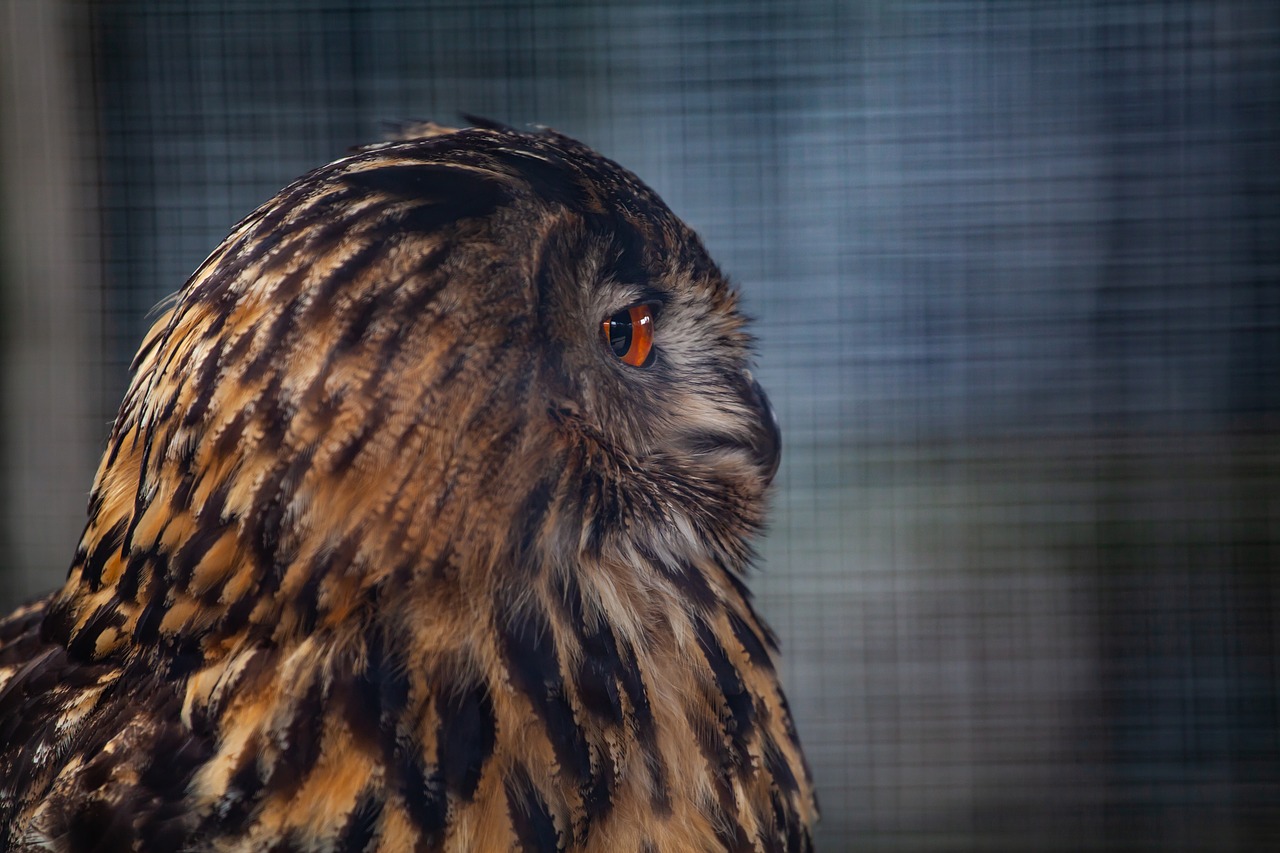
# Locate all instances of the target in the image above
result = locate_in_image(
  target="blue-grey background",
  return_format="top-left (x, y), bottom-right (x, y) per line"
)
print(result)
top-left (1, 1), bottom-right (1277, 849)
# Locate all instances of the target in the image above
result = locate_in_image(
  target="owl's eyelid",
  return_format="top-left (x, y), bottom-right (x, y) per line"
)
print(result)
top-left (608, 290), bottom-right (667, 323)
top-left (640, 285), bottom-right (671, 312)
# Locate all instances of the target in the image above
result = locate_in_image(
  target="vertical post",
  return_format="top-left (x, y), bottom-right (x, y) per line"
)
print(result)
top-left (0, 0), bottom-right (101, 607)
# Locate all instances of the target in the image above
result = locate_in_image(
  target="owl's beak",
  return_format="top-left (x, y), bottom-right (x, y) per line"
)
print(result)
top-left (743, 372), bottom-right (782, 486)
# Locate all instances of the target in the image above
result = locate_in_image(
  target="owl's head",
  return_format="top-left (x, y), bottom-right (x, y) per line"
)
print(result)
top-left (47, 122), bottom-right (780, 659)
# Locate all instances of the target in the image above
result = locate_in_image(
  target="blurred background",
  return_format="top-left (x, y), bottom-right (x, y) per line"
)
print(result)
top-left (1, 1), bottom-right (1277, 849)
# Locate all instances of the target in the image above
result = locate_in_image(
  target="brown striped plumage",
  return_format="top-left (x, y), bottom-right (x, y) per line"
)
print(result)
top-left (0, 121), bottom-right (816, 851)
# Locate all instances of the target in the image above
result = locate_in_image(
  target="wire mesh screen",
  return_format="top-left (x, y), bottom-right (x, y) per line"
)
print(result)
top-left (1, 0), bottom-right (1278, 849)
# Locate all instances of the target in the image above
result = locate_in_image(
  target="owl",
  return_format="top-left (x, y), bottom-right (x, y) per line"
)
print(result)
top-left (0, 119), bottom-right (816, 851)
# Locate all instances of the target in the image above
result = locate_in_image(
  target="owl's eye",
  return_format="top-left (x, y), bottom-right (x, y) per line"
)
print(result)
top-left (602, 304), bottom-right (656, 367)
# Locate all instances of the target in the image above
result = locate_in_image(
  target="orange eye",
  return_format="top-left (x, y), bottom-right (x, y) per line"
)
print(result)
top-left (602, 304), bottom-right (655, 367)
